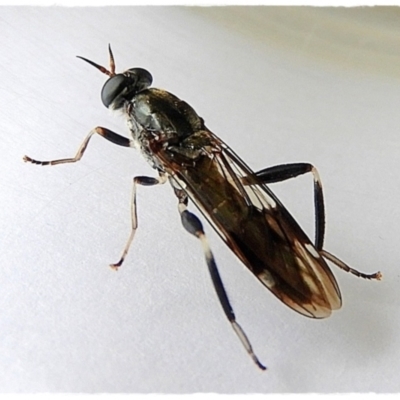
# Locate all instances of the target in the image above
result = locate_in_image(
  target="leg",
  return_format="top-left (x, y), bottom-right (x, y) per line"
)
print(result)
top-left (23, 127), bottom-right (132, 166)
top-left (321, 250), bottom-right (382, 280)
top-left (248, 163), bottom-right (325, 251)
top-left (251, 165), bottom-right (381, 281)
top-left (177, 191), bottom-right (266, 370)
top-left (110, 172), bottom-right (168, 270)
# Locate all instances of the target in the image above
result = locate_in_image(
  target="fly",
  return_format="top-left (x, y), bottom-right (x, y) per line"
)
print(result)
top-left (23, 45), bottom-right (382, 371)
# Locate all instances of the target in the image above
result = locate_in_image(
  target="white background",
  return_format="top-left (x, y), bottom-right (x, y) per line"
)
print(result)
top-left (1, 6), bottom-right (400, 392)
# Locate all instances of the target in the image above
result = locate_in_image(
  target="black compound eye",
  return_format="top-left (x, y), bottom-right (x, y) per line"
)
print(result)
top-left (126, 68), bottom-right (153, 91)
top-left (101, 74), bottom-right (128, 108)
top-left (100, 68), bottom-right (153, 109)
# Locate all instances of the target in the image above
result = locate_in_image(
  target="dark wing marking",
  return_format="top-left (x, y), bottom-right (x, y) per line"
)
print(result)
top-left (157, 131), bottom-right (342, 318)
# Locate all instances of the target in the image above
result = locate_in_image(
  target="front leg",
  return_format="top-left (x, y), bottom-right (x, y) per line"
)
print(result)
top-left (23, 126), bottom-right (168, 270)
top-left (110, 172), bottom-right (168, 270)
top-left (23, 127), bottom-right (132, 166)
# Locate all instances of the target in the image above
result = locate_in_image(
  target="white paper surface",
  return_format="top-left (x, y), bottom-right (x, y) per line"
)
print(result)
top-left (1, 6), bottom-right (399, 393)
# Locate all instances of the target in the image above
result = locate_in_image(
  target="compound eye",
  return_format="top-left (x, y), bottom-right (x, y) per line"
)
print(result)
top-left (101, 74), bottom-right (127, 108)
top-left (126, 68), bottom-right (153, 92)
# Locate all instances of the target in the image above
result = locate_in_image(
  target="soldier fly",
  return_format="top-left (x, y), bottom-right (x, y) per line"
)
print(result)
top-left (24, 45), bottom-right (381, 371)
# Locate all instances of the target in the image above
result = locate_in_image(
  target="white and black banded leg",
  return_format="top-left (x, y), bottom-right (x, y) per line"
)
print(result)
top-left (177, 192), bottom-right (266, 371)
top-left (23, 126), bottom-right (132, 166)
top-left (251, 163), bottom-right (381, 281)
top-left (250, 163), bottom-right (325, 251)
top-left (321, 250), bottom-right (382, 280)
top-left (23, 128), bottom-right (167, 269)
top-left (110, 172), bottom-right (168, 270)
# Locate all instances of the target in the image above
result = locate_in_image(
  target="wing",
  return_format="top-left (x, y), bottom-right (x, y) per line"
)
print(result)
top-left (155, 130), bottom-right (342, 319)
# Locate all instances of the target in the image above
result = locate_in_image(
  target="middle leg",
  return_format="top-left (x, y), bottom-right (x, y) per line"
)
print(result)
top-left (174, 187), bottom-right (266, 370)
